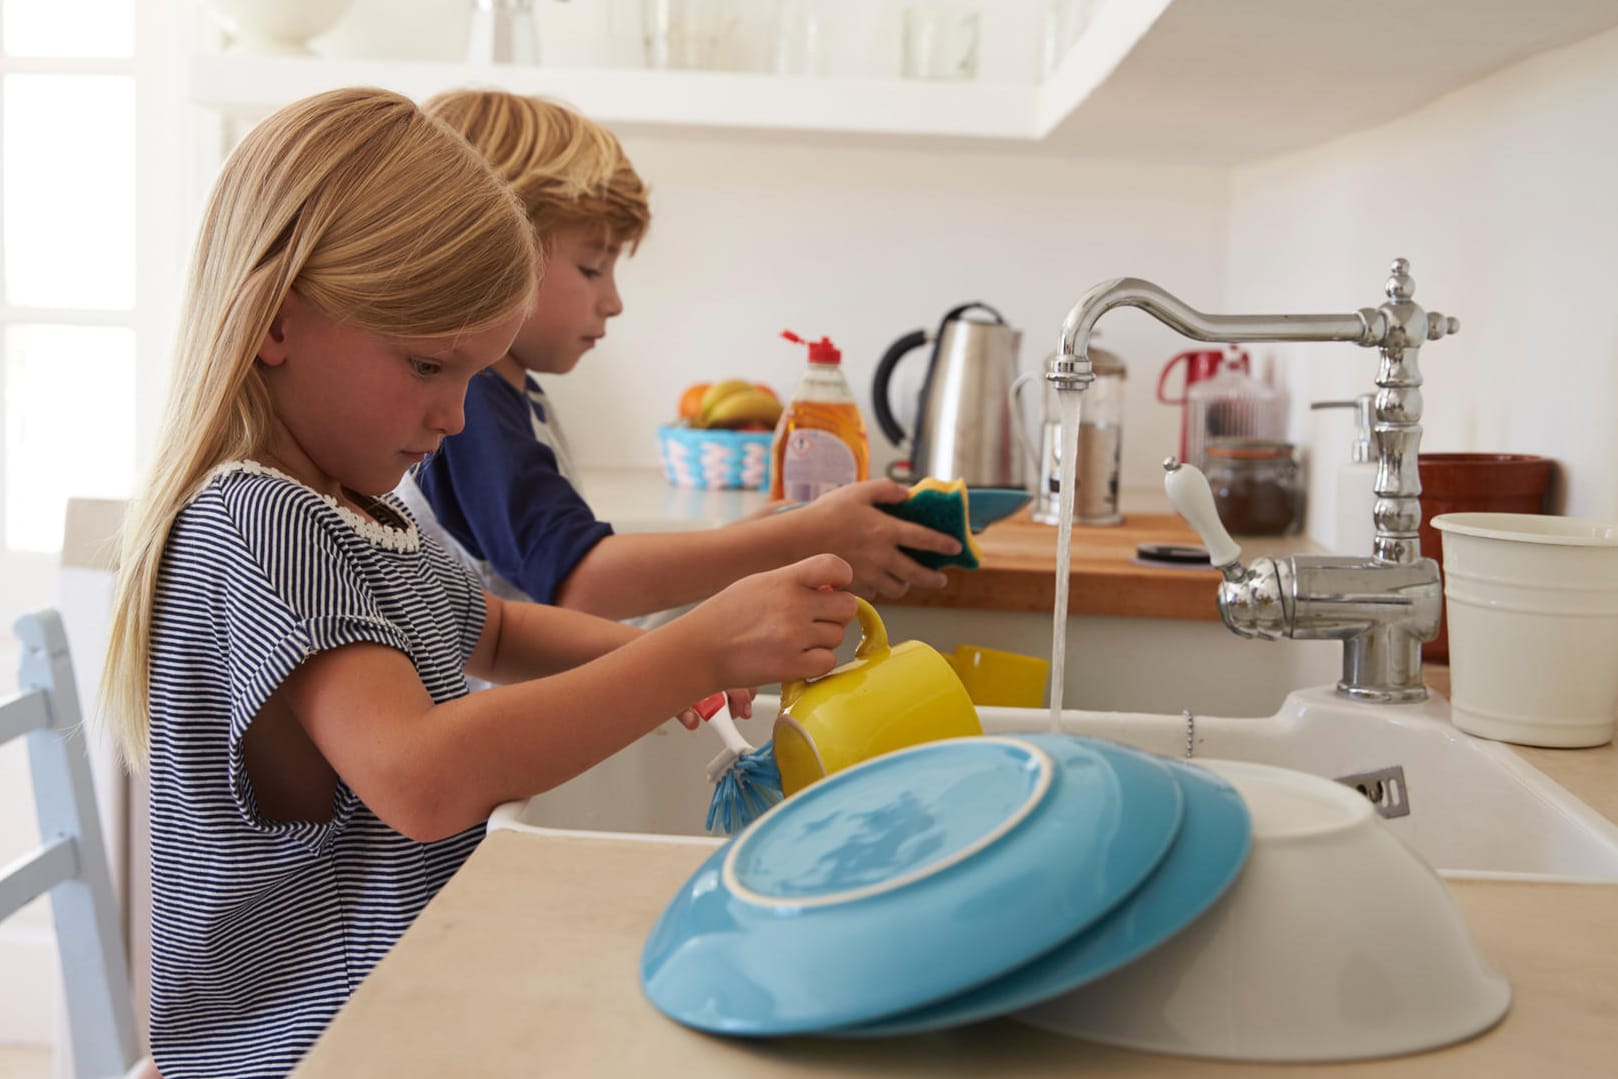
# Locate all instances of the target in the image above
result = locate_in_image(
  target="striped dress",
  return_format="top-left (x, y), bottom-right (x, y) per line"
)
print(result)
top-left (145, 461), bottom-right (487, 1078)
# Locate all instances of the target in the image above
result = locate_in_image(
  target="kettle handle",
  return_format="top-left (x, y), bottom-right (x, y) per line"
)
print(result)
top-left (871, 328), bottom-right (930, 448)
top-left (779, 598), bottom-right (889, 712)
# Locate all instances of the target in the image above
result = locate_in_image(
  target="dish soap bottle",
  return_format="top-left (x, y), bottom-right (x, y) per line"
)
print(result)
top-left (1310, 393), bottom-right (1378, 555)
top-left (772, 330), bottom-right (869, 501)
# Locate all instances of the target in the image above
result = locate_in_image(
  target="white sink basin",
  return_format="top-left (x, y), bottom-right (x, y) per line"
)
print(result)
top-left (489, 688), bottom-right (1618, 882)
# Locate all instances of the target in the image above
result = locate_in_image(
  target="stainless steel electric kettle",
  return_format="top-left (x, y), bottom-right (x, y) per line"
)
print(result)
top-left (872, 302), bottom-right (1025, 487)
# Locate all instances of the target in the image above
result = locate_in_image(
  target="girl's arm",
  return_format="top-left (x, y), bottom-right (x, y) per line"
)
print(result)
top-left (463, 591), bottom-right (641, 683)
top-left (274, 555), bottom-right (857, 842)
top-left (555, 479), bottom-right (963, 618)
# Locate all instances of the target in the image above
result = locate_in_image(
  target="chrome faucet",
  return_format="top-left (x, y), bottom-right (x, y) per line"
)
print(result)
top-left (1048, 259), bottom-right (1458, 703)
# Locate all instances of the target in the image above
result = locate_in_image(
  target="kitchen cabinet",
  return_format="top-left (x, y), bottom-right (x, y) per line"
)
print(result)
top-left (189, 0), bottom-right (1618, 161)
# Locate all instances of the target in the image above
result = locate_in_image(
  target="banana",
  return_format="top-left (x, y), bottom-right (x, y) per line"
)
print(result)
top-left (701, 388), bottom-right (784, 429)
top-left (697, 379), bottom-right (756, 418)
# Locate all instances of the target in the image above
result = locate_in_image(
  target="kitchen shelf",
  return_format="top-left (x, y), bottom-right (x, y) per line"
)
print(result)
top-left (189, 0), bottom-right (1618, 162)
top-left (188, 55), bottom-right (1042, 142)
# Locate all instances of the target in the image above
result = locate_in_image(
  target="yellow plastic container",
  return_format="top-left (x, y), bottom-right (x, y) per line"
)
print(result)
top-left (946, 644), bottom-right (1050, 709)
top-left (773, 598), bottom-right (981, 796)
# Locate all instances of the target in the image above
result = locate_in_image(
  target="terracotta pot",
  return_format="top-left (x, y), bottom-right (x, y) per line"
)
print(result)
top-left (1418, 453), bottom-right (1554, 663)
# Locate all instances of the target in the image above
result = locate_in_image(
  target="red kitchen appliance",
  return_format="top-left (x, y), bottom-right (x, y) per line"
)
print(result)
top-left (1156, 347), bottom-right (1251, 462)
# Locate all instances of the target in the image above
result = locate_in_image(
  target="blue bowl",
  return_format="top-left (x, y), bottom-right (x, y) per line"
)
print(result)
top-left (967, 487), bottom-right (1033, 532)
top-left (640, 734), bottom-right (1184, 1036)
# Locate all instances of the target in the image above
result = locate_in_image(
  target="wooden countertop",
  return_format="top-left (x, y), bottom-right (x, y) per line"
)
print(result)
top-left (293, 678), bottom-right (1618, 1078)
top-left (571, 470), bottom-right (1324, 622)
top-left (885, 509), bottom-right (1323, 620)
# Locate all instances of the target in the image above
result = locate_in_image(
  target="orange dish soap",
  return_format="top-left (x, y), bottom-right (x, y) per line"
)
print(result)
top-left (772, 330), bottom-right (870, 501)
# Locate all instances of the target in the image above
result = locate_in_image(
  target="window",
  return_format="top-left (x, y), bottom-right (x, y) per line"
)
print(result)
top-left (1, 1), bottom-right (138, 558)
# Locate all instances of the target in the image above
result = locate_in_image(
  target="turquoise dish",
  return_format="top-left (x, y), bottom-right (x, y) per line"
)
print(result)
top-left (640, 734), bottom-right (1184, 1036)
top-left (832, 749), bottom-right (1252, 1037)
top-left (966, 487), bottom-right (1033, 532)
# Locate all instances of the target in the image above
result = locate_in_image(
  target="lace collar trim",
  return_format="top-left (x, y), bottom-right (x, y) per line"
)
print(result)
top-left (197, 460), bottom-right (420, 553)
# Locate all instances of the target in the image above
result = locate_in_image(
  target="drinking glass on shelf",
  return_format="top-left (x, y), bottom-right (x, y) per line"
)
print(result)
top-left (775, 0), bottom-right (828, 76)
top-left (468, 0), bottom-right (537, 65)
top-left (1043, 0), bottom-right (1100, 76)
top-left (901, 2), bottom-right (979, 81)
top-left (644, 0), bottom-right (780, 71)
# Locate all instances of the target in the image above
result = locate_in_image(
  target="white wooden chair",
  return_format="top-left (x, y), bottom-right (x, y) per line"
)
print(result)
top-left (1, 610), bottom-right (139, 1078)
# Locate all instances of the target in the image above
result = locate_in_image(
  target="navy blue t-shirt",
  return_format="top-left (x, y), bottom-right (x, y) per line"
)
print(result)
top-left (401, 370), bottom-right (613, 604)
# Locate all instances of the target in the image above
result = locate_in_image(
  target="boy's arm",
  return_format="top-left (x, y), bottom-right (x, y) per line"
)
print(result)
top-left (555, 479), bottom-right (963, 618)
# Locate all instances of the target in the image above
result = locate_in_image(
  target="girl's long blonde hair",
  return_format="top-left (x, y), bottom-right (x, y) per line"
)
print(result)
top-left (423, 89), bottom-right (651, 250)
top-left (104, 87), bottom-right (538, 766)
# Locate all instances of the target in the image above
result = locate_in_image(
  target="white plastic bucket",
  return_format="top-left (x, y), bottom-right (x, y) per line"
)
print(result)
top-left (1433, 512), bottom-right (1618, 748)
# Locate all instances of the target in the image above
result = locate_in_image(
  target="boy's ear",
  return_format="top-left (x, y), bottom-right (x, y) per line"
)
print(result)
top-left (256, 292), bottom-right (296, 367)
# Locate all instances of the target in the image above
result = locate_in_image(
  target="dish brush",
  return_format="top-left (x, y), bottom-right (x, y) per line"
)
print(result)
top-left (694, 692), bottom-right (784, 835)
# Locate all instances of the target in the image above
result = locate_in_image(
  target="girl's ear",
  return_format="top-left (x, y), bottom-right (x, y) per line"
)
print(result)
top-left (256, 292), bottom-right (296, 367)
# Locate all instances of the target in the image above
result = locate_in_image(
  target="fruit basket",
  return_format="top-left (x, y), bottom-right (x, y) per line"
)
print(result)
top-left (658, 425), bottom-right (773, 490)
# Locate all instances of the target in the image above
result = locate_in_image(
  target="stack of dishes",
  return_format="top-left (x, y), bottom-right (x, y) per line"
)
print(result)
top-left (641, 736), bottom-right (1512, 1062)
top-left (641, 734), bottom-right (1242, 1036)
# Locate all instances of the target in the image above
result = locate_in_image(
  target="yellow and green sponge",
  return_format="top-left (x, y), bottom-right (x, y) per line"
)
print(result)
top-left (878, 477), bottom-right (983, 570)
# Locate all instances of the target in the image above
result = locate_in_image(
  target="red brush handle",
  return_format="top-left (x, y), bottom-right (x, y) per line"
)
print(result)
top-left (693, 692), bottom-right (728, 721)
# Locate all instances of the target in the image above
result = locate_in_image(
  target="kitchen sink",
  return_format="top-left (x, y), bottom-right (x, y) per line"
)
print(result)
top-left (488, 689), bottom-right (1618, 882)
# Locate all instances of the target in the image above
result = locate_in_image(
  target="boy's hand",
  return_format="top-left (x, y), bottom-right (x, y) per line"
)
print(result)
top-left (800, 479), bottom-right (961, 599)
top-left (680, 553), bottom-right (857, 689)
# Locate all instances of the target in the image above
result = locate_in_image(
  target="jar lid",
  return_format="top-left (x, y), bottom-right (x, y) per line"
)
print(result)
top-left (1206, 437), bottom-right (1293, 460)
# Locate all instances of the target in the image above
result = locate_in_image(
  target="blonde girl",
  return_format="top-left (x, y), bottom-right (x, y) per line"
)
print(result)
top-left (104, 87), bottom-right (853, 1079)
top-left (400, 90), bottom-right (961, 625)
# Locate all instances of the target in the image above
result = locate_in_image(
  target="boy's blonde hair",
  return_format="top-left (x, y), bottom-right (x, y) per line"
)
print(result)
top-left (423, 90), bottom-right (651, 250)
top-left (103, 87), bottom-right (538, 765)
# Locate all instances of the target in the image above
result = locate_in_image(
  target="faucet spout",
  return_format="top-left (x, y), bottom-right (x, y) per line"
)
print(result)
top-left (1051, 277), bottom-right (1384, 393)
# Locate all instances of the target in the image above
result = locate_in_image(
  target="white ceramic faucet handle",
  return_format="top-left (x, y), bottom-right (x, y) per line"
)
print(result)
top-left (1162, 457), bottom-right (1242, 568)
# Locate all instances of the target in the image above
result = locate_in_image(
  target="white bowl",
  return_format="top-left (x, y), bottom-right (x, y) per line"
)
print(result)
top-left (1016, 758), bottom-right (1510, 1063)
top-left (205, 0), bottom-right (355, 55)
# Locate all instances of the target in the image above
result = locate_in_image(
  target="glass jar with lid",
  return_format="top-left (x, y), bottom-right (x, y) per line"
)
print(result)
top-left (1204, 438), bottom-right (1303, 535)
top-left (1023, 343), bottom-right (1126, 526)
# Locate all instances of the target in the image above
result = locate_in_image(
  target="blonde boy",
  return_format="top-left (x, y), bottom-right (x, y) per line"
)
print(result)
top-left (402, 91), bottom-right (961, 620)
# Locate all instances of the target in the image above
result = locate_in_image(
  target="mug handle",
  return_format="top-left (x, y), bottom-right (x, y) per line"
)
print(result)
top-left (780, 597), bottom-right (889, 711)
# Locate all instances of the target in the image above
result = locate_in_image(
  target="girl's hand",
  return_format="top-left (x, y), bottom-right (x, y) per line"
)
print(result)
top-left (676, 687), bottom-right (756, 731)
top-left (798, 479), bottom-right (961, 600)
top-left (681, 553), bottom-right (858, 689)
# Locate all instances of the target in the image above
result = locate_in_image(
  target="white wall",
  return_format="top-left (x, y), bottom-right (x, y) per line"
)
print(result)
top-left (1225, 24), bottom-right (1618, 543)
top-left (548, 136), bottom-right (1230, 490)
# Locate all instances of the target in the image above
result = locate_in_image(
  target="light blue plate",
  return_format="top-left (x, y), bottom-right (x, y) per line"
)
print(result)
top-left (832, 749), bottom-right (1252, 1037)
top-left (640, 734), bottom-right (1183, 1036)
top-left (966, 487), bottom-right (1034, 532)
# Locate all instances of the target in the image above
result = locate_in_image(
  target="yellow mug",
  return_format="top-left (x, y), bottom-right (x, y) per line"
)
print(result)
top-left (946, 644), bottom-right (1051, 709)
top-left (773, 597), bottom-right (982, 796)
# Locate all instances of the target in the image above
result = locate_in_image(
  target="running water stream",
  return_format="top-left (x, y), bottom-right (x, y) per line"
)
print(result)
top-left (1046, 389), bottom-right (1084, 732)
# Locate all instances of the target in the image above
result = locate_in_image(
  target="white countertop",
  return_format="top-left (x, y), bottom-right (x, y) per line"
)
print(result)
top-left (578, 467), bottom-right (1176, 530)
top-left (578, 467), bottom-right (768, 530)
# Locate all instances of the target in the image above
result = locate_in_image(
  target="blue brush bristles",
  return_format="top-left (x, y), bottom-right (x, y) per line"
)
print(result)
top-left (706, 740), bottom-right (784, 836)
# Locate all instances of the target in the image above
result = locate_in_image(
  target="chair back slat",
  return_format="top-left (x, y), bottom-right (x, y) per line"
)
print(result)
top-left (0, 688), bottom-right (50, 744)
top-left (0, 836), bottom-right (77, 922)
top-left (3, 610), bottom-right (139, 1078)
